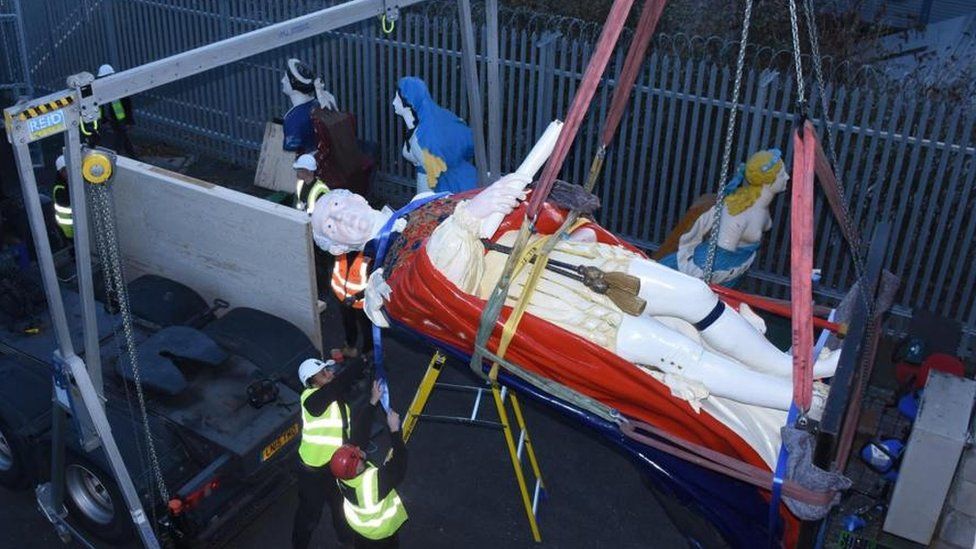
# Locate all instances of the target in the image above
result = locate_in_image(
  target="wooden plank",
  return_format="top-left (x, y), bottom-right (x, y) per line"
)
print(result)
top-left (112, 158), bottom-right (323, 354)
top-left (253, 122), bottom-right (298, 193)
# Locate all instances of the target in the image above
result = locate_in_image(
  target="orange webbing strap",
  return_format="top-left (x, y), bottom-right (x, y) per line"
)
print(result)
top-left (620, 419), bottom-right (835, 507)
top-left (809, 121), bottom-right (862, 255)
top-left (527, 0), bottom-right (635, 218)
top-left (598, 0), bottom-right (667, 147)
top-left (790, 125), bottom-right (817, 413)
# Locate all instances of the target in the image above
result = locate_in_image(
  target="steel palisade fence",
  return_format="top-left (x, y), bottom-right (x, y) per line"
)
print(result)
top-left (10, 0), bottom-right (976, 356)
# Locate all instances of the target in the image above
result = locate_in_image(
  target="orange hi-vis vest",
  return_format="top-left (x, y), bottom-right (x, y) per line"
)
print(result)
top-left (332, 253), bottom-right (369, 309)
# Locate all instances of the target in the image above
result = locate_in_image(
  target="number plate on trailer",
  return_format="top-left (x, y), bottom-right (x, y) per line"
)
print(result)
top-left (261, 423), bottom-right (300, 462)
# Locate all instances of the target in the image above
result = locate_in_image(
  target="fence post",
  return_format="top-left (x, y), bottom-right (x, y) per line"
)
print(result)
top-left (102, 0), bottom-right (121, 70)
top-left (748, 68), bottom-right (777, 153)
top-left (218, 0), bottom-right (243, 163)
top-left (533, 31), bottom-right (560, 143)
top-left (456, 0), bottom-right (489, 186)
top-left (485, 0), bottom-right (502, 180)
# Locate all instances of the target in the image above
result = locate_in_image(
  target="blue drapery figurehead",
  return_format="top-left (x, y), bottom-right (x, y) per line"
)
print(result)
top-left (397, 76), bottom-right (477, 193)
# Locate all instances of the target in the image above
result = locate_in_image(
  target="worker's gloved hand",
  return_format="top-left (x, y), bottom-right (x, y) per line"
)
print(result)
top-left (315, 78), bottom-right (338, 111)
top-left (370, 380), bottom-right (383, 406)
top-left (386, 409), bottom-right (401, 433)
top-left (364, 269), bottom-right (392, 328)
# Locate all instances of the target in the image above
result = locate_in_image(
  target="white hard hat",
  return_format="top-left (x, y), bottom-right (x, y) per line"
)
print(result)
top-left (292, 154), bottom-right (316, 172)
top-left (97, 64), bottom-right (115, 77)
top-left (298, 358), bottom-right (336, 386)
top-left (55, 155), bottom-right (66, 172)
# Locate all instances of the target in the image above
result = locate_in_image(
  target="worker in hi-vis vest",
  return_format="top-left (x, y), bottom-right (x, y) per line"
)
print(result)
top-left (81, 64), bottom-right (138, 158)
top-left (331, 250), bottom-right (372, 358)
top-left (51, 155), bottom-right (72, 239)
top-left (292, 358), bottom-right (377, 549)
top-left (330, 407), bottom-right (408, 548)
top-left (293, 153), bottom-right (330, 214)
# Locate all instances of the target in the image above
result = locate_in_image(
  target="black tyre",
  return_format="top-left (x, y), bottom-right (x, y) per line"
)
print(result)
top-left (0, 417), bottom-right (31, 490)
top-left (64, 453), bottom-right (134, 543)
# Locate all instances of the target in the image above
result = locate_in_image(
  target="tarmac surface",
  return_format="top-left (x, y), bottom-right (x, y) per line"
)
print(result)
top-left (0, 294), bottom-right (689, 548)
top-left (0, 143), bottom-right (690, 548)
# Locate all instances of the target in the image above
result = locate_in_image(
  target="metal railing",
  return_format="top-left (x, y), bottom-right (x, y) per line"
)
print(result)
top-left (12, 0), bottom-right (976, 356)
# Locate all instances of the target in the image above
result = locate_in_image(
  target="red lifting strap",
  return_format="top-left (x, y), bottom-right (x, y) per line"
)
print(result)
top-left (527, 0), bottom-right (635, 218)
top-left (620, 419), bottom-right (835, 507)
top-left (599, 0), bottom-right (667, 147)
top-left (812, 128), bottom-right (861, 253)
top-left (790, 125), bottom-right (817, 413)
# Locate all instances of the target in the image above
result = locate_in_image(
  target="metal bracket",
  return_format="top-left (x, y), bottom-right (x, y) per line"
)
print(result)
top-left (383, 0), bottom-right (400, 22)
top-left (51, 351), bottom-right (102, 452)
top-left (66, 72), bottom-right (98, 124)
top-left (35, 483), bottom-right (74, 545)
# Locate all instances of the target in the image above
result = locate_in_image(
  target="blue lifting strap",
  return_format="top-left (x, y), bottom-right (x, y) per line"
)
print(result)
top-left (768, 402), bottom-right (798, 546)
top-left (370, 192), bottom-right (450, 410)
top-left (768, 313), bottom-right (835, 546)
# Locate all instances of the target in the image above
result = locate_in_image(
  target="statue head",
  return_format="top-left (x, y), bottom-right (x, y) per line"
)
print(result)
top-left (310, 189), bottom-right (383, 255)
top-left (394, 77), bottom-right (431, 130)
top-left (724, 148), bottom-right (787, 215)
top-left (281, 58), bottom-right (316, 98)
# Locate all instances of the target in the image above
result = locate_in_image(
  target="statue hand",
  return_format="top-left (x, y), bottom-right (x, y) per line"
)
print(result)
top-left (364, 269), bottom-right (392, 328)
top-left (314, 78), bottom-right (338, 110)
top-left (466, 173), bottom-right (531, 221)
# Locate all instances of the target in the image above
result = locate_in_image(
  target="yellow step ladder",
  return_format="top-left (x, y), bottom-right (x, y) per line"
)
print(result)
top-left (402, 351), bottom-right (547, 542)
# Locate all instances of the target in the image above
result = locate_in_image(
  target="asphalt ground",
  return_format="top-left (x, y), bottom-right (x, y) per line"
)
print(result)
top-left (0, 289), bottom-right (689, 548)
top-left (0, 135), bottom-right (694, 548)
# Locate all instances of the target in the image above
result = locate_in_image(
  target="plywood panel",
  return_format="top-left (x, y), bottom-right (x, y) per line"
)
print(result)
top-left (111, 157), bottom-right (322, 353)
top-left (254, 122), bottom-right (298, 193)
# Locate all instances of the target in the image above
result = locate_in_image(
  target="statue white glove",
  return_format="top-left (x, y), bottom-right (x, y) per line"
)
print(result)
top-left (364, 268), bottom-right (392, 328)
top-left (314, 78), bottom-right (338, 111)
top-left (466, 173), bottom-right (531, 237)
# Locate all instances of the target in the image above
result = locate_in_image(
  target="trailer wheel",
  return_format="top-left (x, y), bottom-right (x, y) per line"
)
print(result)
top-left (64, 453), bottom-right (134, 543)
top-left (0, 417), bottom-right (31, 490)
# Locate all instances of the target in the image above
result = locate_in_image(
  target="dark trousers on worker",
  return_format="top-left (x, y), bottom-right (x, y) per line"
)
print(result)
top-left (354, 532), bottom-right (399, 548)
top-left (340, 304), bottom-right (373, 354)
top-left (292, 462), bottom-right (353, 549)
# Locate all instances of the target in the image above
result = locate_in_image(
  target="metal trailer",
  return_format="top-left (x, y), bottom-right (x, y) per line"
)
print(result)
top-left (0, 279), bottom-right (320, 547)
top-left (1, 0), bottom-right (503, 547)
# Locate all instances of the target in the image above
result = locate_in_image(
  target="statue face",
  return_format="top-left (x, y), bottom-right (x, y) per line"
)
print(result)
top-left (771, 167), bottom-right (788, 194)
top-left (313, 192), bottom-right (378, 254)
top-left (393, 92), bottom-right (416, 130)
top-left (281, 74), bottom-right (293, 95)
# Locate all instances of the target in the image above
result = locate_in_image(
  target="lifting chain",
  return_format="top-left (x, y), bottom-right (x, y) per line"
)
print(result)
top-left (802, 0), bottom-right (869, 294)
top-left (702, 0), bottom-right (753, 282)
top-left (787, 0), bottom-right (806, 111)
top-left (89, 182), bottom-right (171, 506)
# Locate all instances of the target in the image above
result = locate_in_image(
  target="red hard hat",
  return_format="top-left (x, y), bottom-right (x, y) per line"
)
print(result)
top-left (330, 444), bottom-right (363, 480)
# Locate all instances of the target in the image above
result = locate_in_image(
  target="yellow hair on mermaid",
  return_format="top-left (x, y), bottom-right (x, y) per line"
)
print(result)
top-left (725, 149), bottom-right (785, 216)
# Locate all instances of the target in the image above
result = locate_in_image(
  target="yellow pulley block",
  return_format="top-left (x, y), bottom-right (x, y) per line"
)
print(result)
top-left (81, 151), bottom-right (113, 185)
